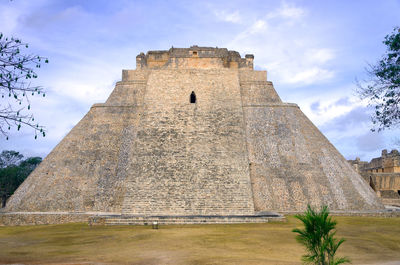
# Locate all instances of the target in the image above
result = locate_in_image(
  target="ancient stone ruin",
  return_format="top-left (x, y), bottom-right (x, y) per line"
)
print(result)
top-left (349, 149), bottom-right (400, 206)
top-left (1, 46), bottom-right (384, 225)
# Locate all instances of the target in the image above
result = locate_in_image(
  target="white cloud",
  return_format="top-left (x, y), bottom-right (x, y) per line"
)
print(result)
top-left (226, 2), bottom-right (335, 87)
top-left (249, 20), bottom-right (267, 33)
top-left (0, 0), bottom-right (51, 34)
top-left (268, 49), bottom-right (336, 85)
top-left (266, 2), bottom-right (306, 20)
top-left (306, 48), bottom-right (335, 64)
top-left (214, 10), bottom-right (242, 24)
top-left (0, 5), bottom-right (19, 33)
top-left (230, 19), bottom-right (267, 44)
top-left (277, 2), bottom-right (306, 19)
top-left (294, 87), bottom-right (367, 127)
top-left (47, 59), bottom-right (118, 105)
top-left (283, 67), bottom-right (335, 85)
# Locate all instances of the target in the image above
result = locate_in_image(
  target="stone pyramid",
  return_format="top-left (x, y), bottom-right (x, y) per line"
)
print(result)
top-left (3, 46), bottom-right (383, 223)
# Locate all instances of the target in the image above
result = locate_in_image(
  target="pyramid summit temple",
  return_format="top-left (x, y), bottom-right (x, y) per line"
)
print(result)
top-left (1, 46), bottom-right (384, 225)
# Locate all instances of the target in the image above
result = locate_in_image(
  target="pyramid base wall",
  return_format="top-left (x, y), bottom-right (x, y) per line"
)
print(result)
top-left (2, 210), bottom-right (400, 226)
top-left (0, 212), bottom-right (92, 226)
top-left (92, 214), bottom-right (286, 225)
top-left (0, 212), bottom-right (285, 226)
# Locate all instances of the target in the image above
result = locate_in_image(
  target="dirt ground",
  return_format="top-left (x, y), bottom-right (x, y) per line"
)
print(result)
top-left (0, 216), bottom-right (399, 265)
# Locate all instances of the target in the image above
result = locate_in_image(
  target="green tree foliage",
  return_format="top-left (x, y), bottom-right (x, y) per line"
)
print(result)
top-left (292, 205), bottom-right (350, 265)
top-left (0, 150), bottom-right (42, 208)
top-left (0, 32), bottom-right (48, 139)
top-left (357, 26), bottom-right (400, 131)
top-left (0, 150), bottom-right (23, 168)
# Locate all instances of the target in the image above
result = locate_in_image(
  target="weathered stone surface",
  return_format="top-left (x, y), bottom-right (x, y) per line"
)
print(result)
top-left (121, 69), bottom-right (254, 215)
top-left (0, 212), bottom-right (91, 226)
top-left (1, 46), bottom-right (384, 225)
top-left (349, 149), bottom-right (400, 205)
top-left (244, 104), bottom-right (382, 212)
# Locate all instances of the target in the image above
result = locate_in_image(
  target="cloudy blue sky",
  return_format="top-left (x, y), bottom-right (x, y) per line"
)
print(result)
top-left (0, 0), bottom-right (399, 162)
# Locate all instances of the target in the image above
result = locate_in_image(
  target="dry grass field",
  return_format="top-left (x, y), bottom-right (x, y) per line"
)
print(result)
top-left (0, 216), bottom-right (399, 265)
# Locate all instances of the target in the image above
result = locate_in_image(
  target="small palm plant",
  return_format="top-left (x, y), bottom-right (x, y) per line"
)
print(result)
top-left (292, 205), bottom-right (350, 265)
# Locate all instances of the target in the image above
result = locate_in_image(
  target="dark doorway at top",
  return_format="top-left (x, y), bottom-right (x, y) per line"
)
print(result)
top-left (190, 91), bottom-right (196, 103)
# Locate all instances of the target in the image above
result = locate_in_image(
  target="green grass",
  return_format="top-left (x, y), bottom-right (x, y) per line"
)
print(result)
top-left (0, 216), bottom-right (399, 264)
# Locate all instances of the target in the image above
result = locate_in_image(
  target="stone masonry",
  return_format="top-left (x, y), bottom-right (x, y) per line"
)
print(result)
top-left (1, 46), bottom-right (384, 225)
top-left (349, 149), bottom-right (400, 205)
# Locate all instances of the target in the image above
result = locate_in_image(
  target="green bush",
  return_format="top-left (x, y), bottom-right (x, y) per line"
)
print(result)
top-left (292, 205), bottom-right (350, 265)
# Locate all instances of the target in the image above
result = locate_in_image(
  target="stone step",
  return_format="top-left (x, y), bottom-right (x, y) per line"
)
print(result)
top-left (89, 214), bottom-right (286, 226)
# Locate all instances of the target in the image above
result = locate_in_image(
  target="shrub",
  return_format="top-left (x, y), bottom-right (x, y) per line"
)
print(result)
top-left (292, 205), bottom-right (350, 265)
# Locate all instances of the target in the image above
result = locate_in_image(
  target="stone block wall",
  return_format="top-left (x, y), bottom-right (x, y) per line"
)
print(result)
top-left (348, 150), bottom-right (400, 202)
top-left (136, 47), bottom-right (254, 70)
top-left (5, 96), bottom-right (140, 213)
top-left (121, 69), bottom-right (254, 215)
top-left (240, 81), bottom-right (281, 105)
top-left (362, 173), bottom-right (400, 198)
top-left (243, 104), bottom-right (382, 212)
top-left (0, 212), bottom-right (91, 226)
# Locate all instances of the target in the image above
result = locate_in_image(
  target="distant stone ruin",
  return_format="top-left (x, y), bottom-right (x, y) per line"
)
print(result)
top-left (349, 149), bottom-right (400, 206)
top-left (0, 46), bottom-right (384, 225)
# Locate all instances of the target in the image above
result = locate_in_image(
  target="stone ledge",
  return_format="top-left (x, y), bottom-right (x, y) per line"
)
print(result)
top-left (243, 103), bottom-right (299, 108)
top-left (116, 80), bottom-right (147, 85)
top-left (3, 210), bottom-right (398, 226)
top-left (91, 103), bottom-right (140, 108)
top-left (90, 213), bottom-right (286, 226)
top-left (0, 212), bottom-right (119, 226)
top-left (279, 210), bottom-right (400, 217)
top-left (0, 212), bottom-right (285, 226)
top-left (0, 212), bottom-right (89, 226)
top-left (382, 198), bottom-right (400, 207)
top-left (239, 81), bottom-right (273, 85)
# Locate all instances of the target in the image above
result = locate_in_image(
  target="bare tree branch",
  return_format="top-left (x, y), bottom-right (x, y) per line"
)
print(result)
top-left (0, 33), bottom-right (48, 139)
